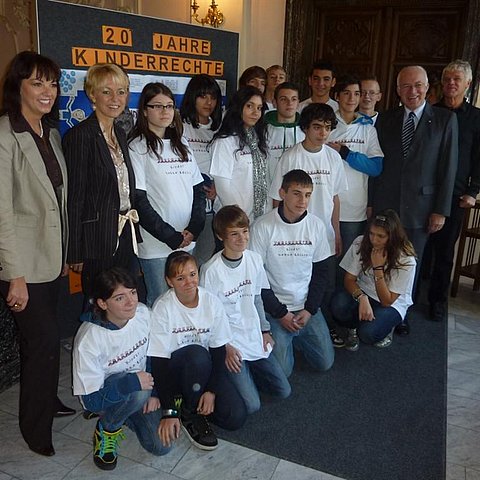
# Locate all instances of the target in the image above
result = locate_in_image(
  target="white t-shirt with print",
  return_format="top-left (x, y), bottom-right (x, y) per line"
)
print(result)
top-left (72, 303), bottom-right (150, 396)
top-left (148, 287), bottom-right (231, 359)
top-left (209, 135), bottom-right (260, 220)
top-left (266, 122), bottom-right (305, 188)
top-left (328, 113), bottom-right (384, 222)
top-left (182, 120), bottom-right (216, 175)
top-left (129, 137), bottom-right (204, 259)
top-left (340, 236), bottom-right (416, 319)
top-left (200, 250), bottom-right (270, 361)
top-left (250, 209), bottom-right (332, 311)
top-left (268, 142), bottom-right (347, 251)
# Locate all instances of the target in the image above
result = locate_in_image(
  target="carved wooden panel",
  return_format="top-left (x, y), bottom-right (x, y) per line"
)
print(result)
top-left (285, 0), bottom-right (472, 109)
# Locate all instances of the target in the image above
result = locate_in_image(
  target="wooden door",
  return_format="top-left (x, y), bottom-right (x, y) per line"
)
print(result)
top-left (284, 0), bottom-right (475, 109)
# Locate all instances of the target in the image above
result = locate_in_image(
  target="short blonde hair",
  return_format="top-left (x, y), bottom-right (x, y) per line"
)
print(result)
top-left (84, 63), bottom-right (129, 100)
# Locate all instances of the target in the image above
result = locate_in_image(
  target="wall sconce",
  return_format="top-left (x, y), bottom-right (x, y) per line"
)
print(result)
top-left (191, 0), bottom-right (224, 28)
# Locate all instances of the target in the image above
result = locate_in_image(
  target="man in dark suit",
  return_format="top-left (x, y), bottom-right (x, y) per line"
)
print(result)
top-left (426, 60), bottom-right (480, 321)
top-left (371, 65), bottom-right (458, 335)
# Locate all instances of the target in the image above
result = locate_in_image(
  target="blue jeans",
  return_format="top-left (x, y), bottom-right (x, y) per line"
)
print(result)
top-left (95, 374), bottom-right (170, 456)
top-left (227, 356), bottom-right (291, 414)
top-left (169, 345), bottom-right (247, 430)
top-left (139, 257), bottom-right (169, 307)
top-left (331, 289), bottom-right (402, 344)
top-left (267, 311), bottom-right (335, 378)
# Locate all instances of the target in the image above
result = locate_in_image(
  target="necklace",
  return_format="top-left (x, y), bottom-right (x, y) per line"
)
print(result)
top-left (38, 120), bottom-right (44, 138)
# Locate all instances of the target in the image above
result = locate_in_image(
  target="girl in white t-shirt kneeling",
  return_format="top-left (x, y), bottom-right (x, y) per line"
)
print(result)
top-left (149, 251), bottom-right (247, 451)
top-left (331, 209), bottom-right (416, 351)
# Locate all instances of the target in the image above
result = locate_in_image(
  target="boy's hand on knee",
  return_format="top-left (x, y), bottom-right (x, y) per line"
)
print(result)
top-left (159, 418), bottom-right (180, 447)
top-left (280, 312), bottom-right (301, 333)
top-left (293, 310), bottom-right (311, 327)
top-left (137, 371), bottom-right (155, 390)
top-left (225, 344), bottom-right (242, 373)
top-left (197, 391), bottom-right (215, 415)
top-left (143, 396), bottom-right (160, 414)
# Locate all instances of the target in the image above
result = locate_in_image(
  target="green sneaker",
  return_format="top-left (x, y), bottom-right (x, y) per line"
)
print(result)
top-left (93, 421), bottom-right (125, 470)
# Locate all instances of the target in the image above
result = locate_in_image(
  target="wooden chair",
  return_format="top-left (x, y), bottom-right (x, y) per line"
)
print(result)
top-left (451, 201), bottom-right (480, 297)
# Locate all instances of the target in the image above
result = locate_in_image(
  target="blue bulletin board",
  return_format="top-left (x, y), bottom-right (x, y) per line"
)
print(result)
top-left (36, 0), bottom-right (239, 135)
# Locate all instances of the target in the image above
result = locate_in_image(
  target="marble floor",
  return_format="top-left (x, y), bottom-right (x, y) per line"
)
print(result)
top-left (0, 283), bottom-right (478, 480)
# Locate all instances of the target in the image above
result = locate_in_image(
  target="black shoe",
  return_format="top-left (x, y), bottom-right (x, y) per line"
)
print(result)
top-left (93, 421), bottom-right (125, 470)
top-left (429, 302), bottom-right (447, 322)
top-left (394, 319), bottom-right (410, 336)
top-left (83, 410), bottom-right (99, 420)
top-left (28, 444), bottom-right (55, 456)
top-left (181, 411), bottom-right (218, 450)
top-left (54, 401), bottom-right (76, 417)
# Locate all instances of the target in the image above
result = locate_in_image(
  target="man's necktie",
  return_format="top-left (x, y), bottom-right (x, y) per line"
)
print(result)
top-left (402, 111), bottom-right (416, 157)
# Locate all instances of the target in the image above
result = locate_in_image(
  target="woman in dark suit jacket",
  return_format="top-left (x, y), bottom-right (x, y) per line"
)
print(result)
top-left (63, 63), bottom-right (138, 296)
top-left (0, 51), bottom-right (74, 456)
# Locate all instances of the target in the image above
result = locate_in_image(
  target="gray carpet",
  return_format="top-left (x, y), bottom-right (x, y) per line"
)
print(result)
top-left (217, 304), bottom-right (447, 480)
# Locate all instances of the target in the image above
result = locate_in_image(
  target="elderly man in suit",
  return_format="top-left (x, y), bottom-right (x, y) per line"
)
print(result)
top-left (371, 65), bottom-right (458, 335)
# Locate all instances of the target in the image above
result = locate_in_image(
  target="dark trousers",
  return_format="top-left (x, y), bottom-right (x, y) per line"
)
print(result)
top-left (404, 227), bottom-right (430, 301)
top-left (0, 278), bottom-right (61, 448)
top-left (427, 201), bottom-right (465, 304)
top-left (81, 223), bottom-right (135, 298)
top-left (169, 344), bottom-right (247, 430)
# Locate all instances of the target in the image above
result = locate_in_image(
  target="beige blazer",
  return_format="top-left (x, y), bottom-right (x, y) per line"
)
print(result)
top-left (0, 115), bottom-right (68, 283)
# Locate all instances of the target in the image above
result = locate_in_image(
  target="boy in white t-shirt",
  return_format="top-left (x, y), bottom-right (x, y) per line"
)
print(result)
top-left (200, 205), bottom-right (291, 414)
top-left (250, 170), bottom-right (335, 377)
top-left (269, 103), bottom-right (347, 348)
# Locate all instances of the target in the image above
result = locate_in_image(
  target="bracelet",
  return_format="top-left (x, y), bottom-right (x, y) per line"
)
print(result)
top-left (352, 288), bottom-right (365, 302)
top-left (262, 330), bottom-right (273, 336)
top-left (161, 408), bottom-right (179, 419)
top-left (374, 275), bottom-right (384, 282)
top-left (372, 266), bottom-right (384, 271)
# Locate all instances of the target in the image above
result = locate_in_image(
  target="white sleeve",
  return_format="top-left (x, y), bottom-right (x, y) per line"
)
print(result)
top-left (147, 299), bottom-right (174, 358)
top-left (210, 137), bottom-right (235, 180)
top-left (185, 137), bottom-right (204, 187)
top-left (268, 154), bottom-right (290, 201)
top-left (339, 237), bottom-right (363, 276)
top-left (331, 153), bottom-right (348, 196)
top-left (388, 257), bottom-right (416, 295)
top-left (366, 127), bottom-right (384, 158)
top-left (208, 296), bottom-right (232, 348)
top-left (128, 140), bottom-right (147, 190)
top-left (312, 219), bottom-right (333, 263)
top-left (72, 328), bottom-right (105, 396)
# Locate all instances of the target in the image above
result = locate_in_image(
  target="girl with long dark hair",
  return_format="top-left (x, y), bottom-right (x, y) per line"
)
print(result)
top-left (129, 82), bottom-right (205, 306)
top-left (331, 209), bottom-right (416, 350)
top-left (180, 74), bottom-right (222, 263)
top-left (210, 86), bottom-right (269, 221)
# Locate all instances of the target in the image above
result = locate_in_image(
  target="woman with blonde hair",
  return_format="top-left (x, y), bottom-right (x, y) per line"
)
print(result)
top-left (63, 63), bottom-right (139, 297)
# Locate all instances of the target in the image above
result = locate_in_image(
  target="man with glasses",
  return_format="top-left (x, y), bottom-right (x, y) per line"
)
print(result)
top-left (358, 77), bottom-right (382, 124)
top-left (371, 65), bottom-right (458, 335)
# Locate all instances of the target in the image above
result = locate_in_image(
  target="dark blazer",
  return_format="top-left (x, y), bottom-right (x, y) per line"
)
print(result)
top-left (63, 113), bottom-right (136, 263)
top-left (372, 103), bottom-right (458, 229)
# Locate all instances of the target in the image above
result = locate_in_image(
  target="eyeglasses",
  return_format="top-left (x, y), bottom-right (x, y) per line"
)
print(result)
top-left (360, 90), bottom-right (380, 97)
top-left (146, 104), bottom-right (175, 111)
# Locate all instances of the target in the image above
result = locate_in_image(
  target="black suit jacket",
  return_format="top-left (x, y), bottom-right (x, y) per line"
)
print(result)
top-left (63, 113), bottom-right (136, 263)
top-left (372, 103), bottom-right (458, 229)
